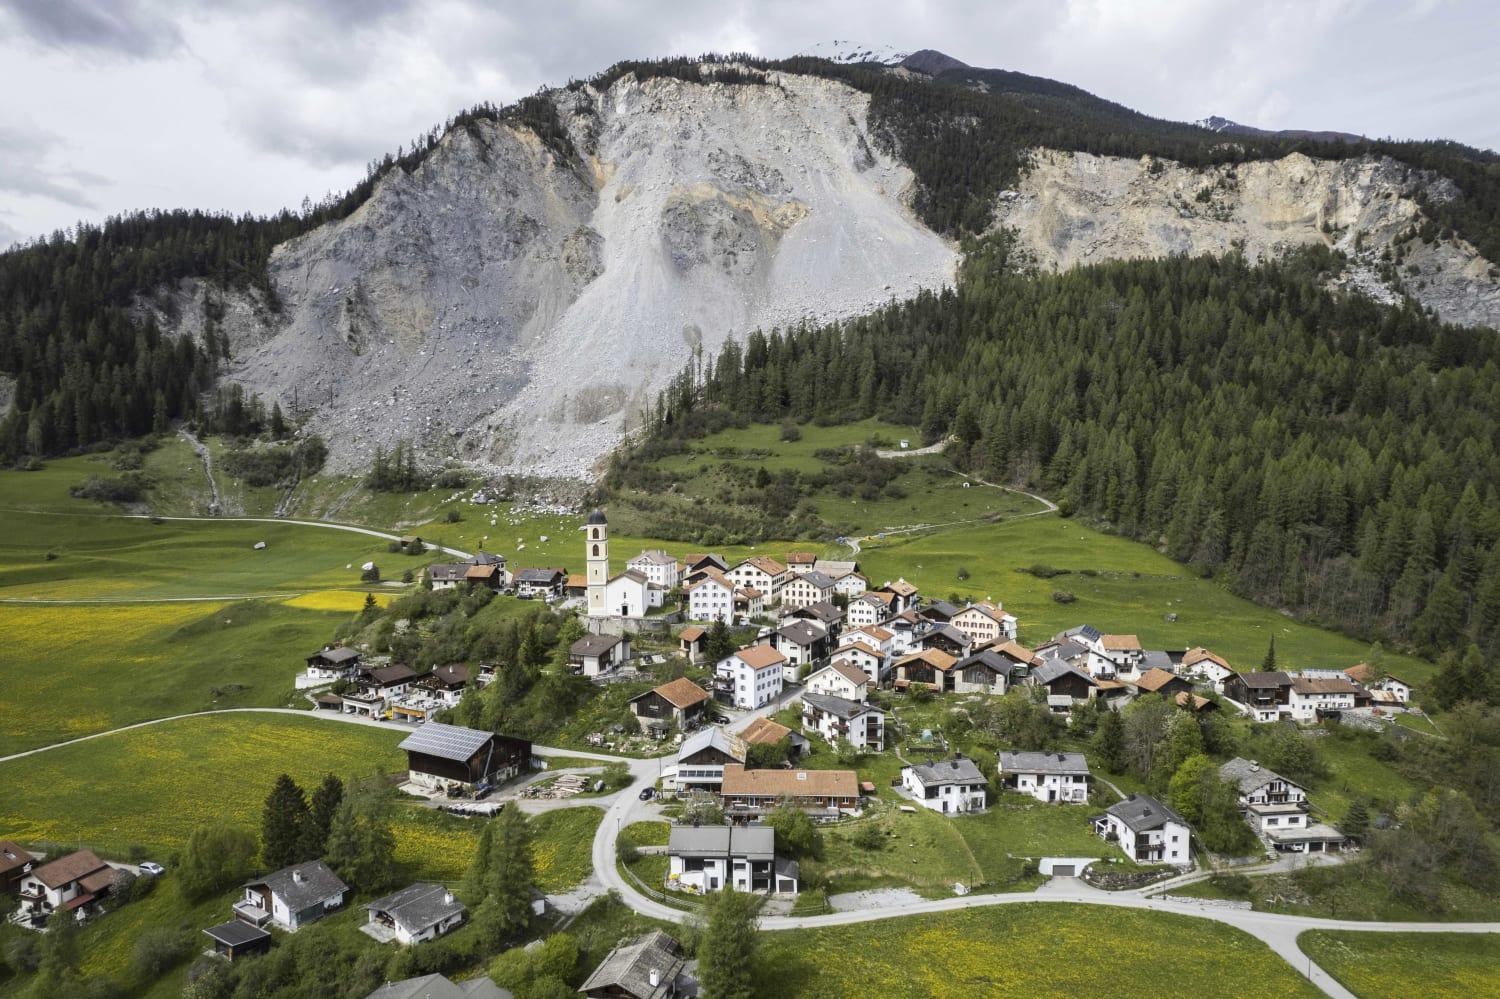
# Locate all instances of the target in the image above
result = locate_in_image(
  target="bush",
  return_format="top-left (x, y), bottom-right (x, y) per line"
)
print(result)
top-left (852, 822), bottom-right (885, 851)
top-left (130, 928), bottom-right (195, 978)
top-left (444, 509), bottom-right (463, 523)
top-left (1052, 590), bottom-right (1076, 604)
top-left (779, 422), bottom-right (801, 442)
top-left (70, 473), bottom-right (148, 503)
top-left (1208, 871), bottom-right (1251, 896)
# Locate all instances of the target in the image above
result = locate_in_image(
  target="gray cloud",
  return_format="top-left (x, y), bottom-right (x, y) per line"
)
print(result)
top-left (1, 0), bottom-right (183, 57)
top-left (0, 216), bottom-right (27, 250)
top-left (0, 123), bottom-right (102, 208)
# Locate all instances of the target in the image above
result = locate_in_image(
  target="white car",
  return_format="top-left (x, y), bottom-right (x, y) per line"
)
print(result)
top-left (138, 861), bottom-right (165, 875)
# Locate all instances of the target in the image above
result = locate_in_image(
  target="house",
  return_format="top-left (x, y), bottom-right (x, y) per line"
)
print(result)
top-left (1371, 674), bottom-right (1415, 704)
top-left (719, 764), bottom-right (861, 819)
top-left (683, 553), bottom-right (729, 576)
top-left (1029, 660), bottom-right (1098, 712)
top-left (950, 645), bottom-right (1036, 695)
top-left (827, 641), bottom-right (884, 685)
top-left (1134, 667), bottom-right (1194, 699)
top-left (1175, 691), bottom-right (1218, 712)
top-left (305, 644), bottom-right (361, 681)
top-left (1035, 638), bottom-right (1091, 670)
top-left (235, 860), bottom-right (348, 930)
top-left (1183, 647), bottom-right (1236, 688)
top-left (366, 974), bottom-right (512, 999)
top-left (785, 552), bottom-right (817, 574)
top-left (676, 727), bottom-right (748, 794)
top-left (829, 569), bottom-right (868, 597)
top-left (949, 601), bottom-right (1018, 645)
top-left (767, 619), bottom-right (830, 680)
top-left (914, 622), bottom-right (972, 658)
top-left (1223, 671), bottom-right (1293, 722)
top-left (202, 921), bottom-right (272, 961)
top-left (413, 664), bottom-right (470, 706)
top-left (801, 693), bottom-right (885, 752)
top-left (463, 562), bottom-right (505, 592)
top-left (813, 558), bottom-right (858, 579)
top-left (735, 586), bottom-right (765, 621)
top-left (0, 840), bottom-right (33, 895)
top-left (564, 574), bottom-right (588, 601)
top-left (1093, 794), bottom-right (1191, 866)
top-left (891, 648), bottom-right (958, 691)
top-left (627, 549), bottom-right (681, 590)
top-left (603, 569), bottom-right (662, 618)
top-left (425, 563), bottom-right (469, 591)
top-left (1289, 676), bottom-right (1361, 721)
top-left (579, 929), bottom-right (696, 999)
top-left (1219, 757), bottom-right (1346, 852)
top-left (740, 716), bottom-right (811, 759)
top-left (678, 625), bottom-right (707, 664)
top-left (17, 850), bottom-right (115, 922)
top-left (844, 591), bottom-right (892, 629)
top-left (1088, 634), bottom-right (1144, 680)
top-left (805, 661), bottom-right (870, 702)
top-left (842, 624), bottom-right (895, 657)
top-left (715, 645), bottom-right (786, 709)
top-left (781, 600), bottom-right (843, 634)
top-left (879, 609), bottom-right (926, 655)
top-left (684, 568), bottom-right (736, 624)
top-left (918, 599), bottom-right (961, 624)
top-left (728, 556), bottom-right (787, 604)
top-left (363, 883), bottom-right (466, 945)
top-left (514, 567), bottom-right (565, 599)
top-left (570, 633), bottom-right (632, 676)
top-left (780, 570), bottom-right (836, 610)
top-left (398, 722), bottom-right (532, 792)
top-left (667, 826), bottom-right (799, 895)
top-left (630, 678), bottom-right (711, 734)
top-left (998, 751), bottom-right (1091, 803)
top-left (901, 757), bottom-right (988, 814)
top-left (341, 663), bottom-right (421, 717)
top-left (874, 578), bottom-right (920, 613)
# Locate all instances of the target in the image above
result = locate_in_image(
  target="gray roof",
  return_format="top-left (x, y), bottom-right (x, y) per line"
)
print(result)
top-left (578, 930), bottom-right (685, 999)
top-left (1219, 757), bottom-right (1301, 796)
top-left (1059, 625), bottom-right (1103, 643)
top-left (1141, 650), bottom-right (1174, 671)
top-left (364, 882), bottom-right (465, 935)
top-left (1105, 794), bottom-right (1186, 833)
top-left (920, 623), bottom-right (970, 646)
top-left (246, 860), bottom-right (348, 910)
top-left (366, 974), bottom-right (511, 999)
top-left (668, 825), bottom-right (775, 860)
top-left (677, 726), bottom-right (746, 764)
top-left (802, 692), bottom-right (878, 721)
top-left (999, 751), bottom-right (1091, 777)
top-left (954, 650), bottom-right (1021, 678)
top-left (464, 551), bottom-right (506, 566)
top-left (923, 600), bottom-right (961, 620)
top-left (587, 509), bottom-right (608, 525)
top-left (571, 633), bottom-right (623, 657)
top-left (515, 568), bottom-right (563, 583)
top-left (1038, 639), bottom-right (1089, 662)
top-left (427, 564), bottom-right (469, 581)
top-left (398, 722), bottom-right (494, 762)
top-left (629, 549), bottom-right (677, 565)
top-left (1233, 671), bottom-right (1292, 688)
top-left (311, 646), bottom-right (361, 663)
top-left (776, 620), bottom-right (827, 645)
top-left (1031, 660), bottom-right (1097, 688)
top-left (813, 559), bottom-right (858, 577)
top-left (798, 570), bottom-right (836, 589)
top-left (202, 921), bottom-right (270, 948)
top-left (907, 756), bottom-right (987, 787)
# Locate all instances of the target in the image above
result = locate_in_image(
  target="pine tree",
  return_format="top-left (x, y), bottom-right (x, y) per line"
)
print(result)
top-left (1341, 798), bottom-right (1371, 843)
top-left (324, 787), bottom-right (398, 893)
top-left (301, 774), bottom-right (345, 859)
top-left (466, 806), bottom-right (535, 946)
top-left (1261, 637), bottom-right (1277, 672)
top-left (1092, 707), bottom-right (1127, 774)
top-left (260, 774), bottom-right (310, 869)
top-left (699, 885), bottom-right (760, 999)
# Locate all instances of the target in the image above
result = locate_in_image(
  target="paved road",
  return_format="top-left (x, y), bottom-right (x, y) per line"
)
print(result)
top-left (126, 513), bottom-right (473, 559)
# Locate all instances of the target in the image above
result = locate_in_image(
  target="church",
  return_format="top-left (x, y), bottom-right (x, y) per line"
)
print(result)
top-left (583, 509), bottom-right (665, 618)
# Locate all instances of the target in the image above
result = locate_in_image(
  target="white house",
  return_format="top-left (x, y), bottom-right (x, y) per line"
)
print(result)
top-left (1093, 794), bottom-right (1191, 866)
top-left (828, 641), bottom-right (884, 685)
top-left (830, 569), bottom-right (869, 597)
top-left (1218, 757), bottom-right (1316, 839)
top-left (728, 556), bottom-right (787, 604)
top-left (1183, 647), bottom-right (1237, 690)
top-left (801, 693), bottom-right (885, 752)
top-left (1288, 676), bottom-right (1360, 721)
top-left (844, 592), bottom-right (892, 629)
top-left (235, 861), bottom-right (349, 931)
top-left (1088, 634), bottom-right (1145, 680)
top-left (780, 570), bottom-right (836, 610)
top-left (804, 661), bottom-right (870, 702)
top-left (626, 549), bottom-right (681, 590)
top-left (685, 569), bottom-right (736, 624)
top-left (675, 727), bottom-right (747, 795)
top-left (949, 602), bottom-right (1018, 645)
top-left (363, 883), bottom-right (465, 945)
top-left (716, 645), bottom-right (786, 709)
top-left (768, 619), bottom-right (828, 680)
top-left (600, 569), bottom-right (660, 618)
top-left (842, 625), bottom-right (895, 657)
top-left (901, 757), bottom-right (988, 814)
top-left (17, 850), bottom-right (115, 923)
top-left (569, 633), bottom-right (631, 676)
top-left (998, 751), bottom-right (1092, 803)
top-left (666, 825), bottom-right (798, 894)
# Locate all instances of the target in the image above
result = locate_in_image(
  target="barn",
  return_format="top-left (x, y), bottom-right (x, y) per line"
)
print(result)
top-left (397, 722), bottom-right (532, 792)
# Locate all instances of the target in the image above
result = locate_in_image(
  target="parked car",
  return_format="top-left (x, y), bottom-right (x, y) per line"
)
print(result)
top-left (138, 861), bottom-right (165, 875)
top-left (638, 787), bottom-right (656, 801)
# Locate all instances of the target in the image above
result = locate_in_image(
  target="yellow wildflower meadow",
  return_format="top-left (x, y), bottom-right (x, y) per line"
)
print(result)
top-left (282, 589), bottom-right (394, 612)
top-left (1300, 931), bottom-right (1500, 998)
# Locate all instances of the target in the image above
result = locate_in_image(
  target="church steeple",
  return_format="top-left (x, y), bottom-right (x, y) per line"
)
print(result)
top-left (585, 509), bottom-right (608, 615)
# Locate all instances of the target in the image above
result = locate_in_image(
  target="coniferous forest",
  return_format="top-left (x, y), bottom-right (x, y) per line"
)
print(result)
top-left (640, 236), bottom-right (1500, 674)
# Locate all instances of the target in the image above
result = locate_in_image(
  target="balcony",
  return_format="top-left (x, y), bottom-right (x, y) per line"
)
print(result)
top-left (232, 901), bottom-right (271, 927)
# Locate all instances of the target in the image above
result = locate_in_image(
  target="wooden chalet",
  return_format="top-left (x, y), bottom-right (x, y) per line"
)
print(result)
top-left (397, 722), bottom-right (531, 792)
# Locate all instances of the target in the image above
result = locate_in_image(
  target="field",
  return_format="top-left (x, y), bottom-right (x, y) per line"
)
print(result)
top-left (758, 902), bottom-right (1323, 998)
top-left (1298, 930), bottom-right (1500, 998)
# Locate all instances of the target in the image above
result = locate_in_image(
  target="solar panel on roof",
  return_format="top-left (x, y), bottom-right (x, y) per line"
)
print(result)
top-left (397, 722), bottom-right (492, 761)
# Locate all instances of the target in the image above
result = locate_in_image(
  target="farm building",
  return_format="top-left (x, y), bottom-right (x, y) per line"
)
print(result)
top-left (397, 722), bottom-right (532, 792)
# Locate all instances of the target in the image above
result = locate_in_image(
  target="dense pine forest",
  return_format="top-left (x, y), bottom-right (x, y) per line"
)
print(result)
top-left (4, 52), bottom-right (1500, 462)
top-left (636, 236), bottom-right (1500, 673)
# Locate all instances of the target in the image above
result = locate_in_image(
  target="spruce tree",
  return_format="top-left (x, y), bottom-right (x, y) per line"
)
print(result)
top-left (324, 788), bottom-right (398, 893)
top-left (699, 885), bottom-right (760, 999)
top-left (1261, 637), bottom-right (1277, 672)
top-left (260, 774), bottom-right (310, 869)
top-left (1091, 707), bottom-right (1126, 774)
top-left (300, 774), bottom-right (345, 859)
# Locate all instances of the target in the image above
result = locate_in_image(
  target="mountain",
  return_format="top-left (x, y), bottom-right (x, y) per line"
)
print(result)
top-left (1195, 114), bottom-right (1365, 144)
top-left (4, 52), bottom-right (1500, 480)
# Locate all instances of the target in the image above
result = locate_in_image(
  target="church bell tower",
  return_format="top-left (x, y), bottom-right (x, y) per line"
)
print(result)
top-left (585, 509), bottom-right (609, 615)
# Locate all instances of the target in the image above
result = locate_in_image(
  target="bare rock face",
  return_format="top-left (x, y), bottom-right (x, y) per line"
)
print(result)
top-left (995, 150), bottom-right (1500, 329)
top-left (214, 69), bottom-right (958, 479)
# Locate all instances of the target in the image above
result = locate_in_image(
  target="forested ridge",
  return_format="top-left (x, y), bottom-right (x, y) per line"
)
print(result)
top-left (642, 237), bottom-right (1500, 670)
top-left (3, 50), bottom-right (1500, 464)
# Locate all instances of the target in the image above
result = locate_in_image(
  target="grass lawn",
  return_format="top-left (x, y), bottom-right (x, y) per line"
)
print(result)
top-left (1171, 862), bottom-right (1500, 921)
top-left (1308, 729), bottom-right (1416, 820)
top-left (1299, 930), bottom-right (1500, 998)
top-left (530, 807), bottom-right (605, 893)
top-left (619, 821), bottom-right (671, 849)
top-left (757, 902), bottom-right (1323, 998)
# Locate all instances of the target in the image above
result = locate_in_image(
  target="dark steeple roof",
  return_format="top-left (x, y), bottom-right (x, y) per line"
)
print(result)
top-left (587, 509), bottom-right (608, 525)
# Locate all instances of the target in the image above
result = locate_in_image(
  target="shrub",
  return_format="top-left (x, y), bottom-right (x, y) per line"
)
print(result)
top-left (852, 822), bottom-right (885, 851)
top-left (130, 928), bottom-right (195, 978)
top-left (444, 509), bottom-right (463, 523)
top-left (1053, 590), bottom-right (1076, 604)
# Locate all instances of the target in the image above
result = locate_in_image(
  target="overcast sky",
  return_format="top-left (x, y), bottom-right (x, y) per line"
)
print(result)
top-left (2, 0), bottom-right (1496, 249)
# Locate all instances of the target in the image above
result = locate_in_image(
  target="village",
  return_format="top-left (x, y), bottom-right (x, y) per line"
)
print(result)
top-left (1, 507), bottom-right (1430, 999)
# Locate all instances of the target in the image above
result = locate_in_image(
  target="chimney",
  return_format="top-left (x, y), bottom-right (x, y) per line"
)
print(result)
top-left (649, 969), bottom-right (661, 988)
top-left (292, 869), bottom-right (304, 883)
top-left (1249, 760), bottom-right (1260, 771)
top-left (444, 890), bottom-right (454, 905)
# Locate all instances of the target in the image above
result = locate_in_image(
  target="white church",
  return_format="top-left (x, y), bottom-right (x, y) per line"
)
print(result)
top-left (583, 509), bottom-right (665, 619)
